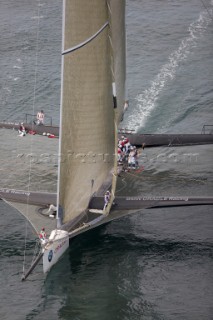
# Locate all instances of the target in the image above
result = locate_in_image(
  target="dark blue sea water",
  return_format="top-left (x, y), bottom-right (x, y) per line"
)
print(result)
top-left (0, 1), bottom-right (213, 319)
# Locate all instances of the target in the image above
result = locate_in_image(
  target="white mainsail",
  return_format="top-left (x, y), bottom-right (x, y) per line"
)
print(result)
top-left (58, 0), bottom-right (126, 226)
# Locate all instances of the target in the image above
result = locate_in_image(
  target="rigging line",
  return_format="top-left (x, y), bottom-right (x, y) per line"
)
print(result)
top-left (124, 169), bottom-right (145, 181)
top-left (115, 177), bottom-right (128, 193)
top-left (1, 29), bottom-right (23, 121)
top-left (199, 0), bottom-right (213, 20)
top-left (0, 5), bottom-right (20, 120)
top-left (31, 239), bottom-right (40, 264)
top-left (62, 21), bottom-right (109, 55)
top-left (22, 1), bottom-right (41, 275)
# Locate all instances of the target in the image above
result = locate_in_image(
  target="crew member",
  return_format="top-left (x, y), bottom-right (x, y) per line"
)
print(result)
top-left (128, 147), bottom-right (136, 169)
top-left (47, 204), bottom-right (57, 218)
top-left (36, 110), bottom-right (45, 125)
top-left (39, 227), bottom-right (47, 244)
top-left (103, 190), bottom-right (111, 210)
top-left (18, 123), bottom-right (26, 137)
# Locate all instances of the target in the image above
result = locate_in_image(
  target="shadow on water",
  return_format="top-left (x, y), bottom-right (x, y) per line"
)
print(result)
top-left (66, 225), bottom-right (213, 273)
top-left (34, 220), bottom-right (213, 320)
top-left (40, 227), bottom-right (160, 320)
top-left (43, 213), bottom-right (213, 279)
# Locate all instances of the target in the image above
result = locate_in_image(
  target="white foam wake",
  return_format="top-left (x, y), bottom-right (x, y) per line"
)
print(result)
top-left (127, 9), bottom-right (212, 132)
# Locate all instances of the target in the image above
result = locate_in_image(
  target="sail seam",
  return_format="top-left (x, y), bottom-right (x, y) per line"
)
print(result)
top-left (62, 21), bottom-right (109, 55)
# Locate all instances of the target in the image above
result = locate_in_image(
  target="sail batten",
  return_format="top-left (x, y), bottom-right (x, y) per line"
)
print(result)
top-left (62, 21), bottom-right (109, 55)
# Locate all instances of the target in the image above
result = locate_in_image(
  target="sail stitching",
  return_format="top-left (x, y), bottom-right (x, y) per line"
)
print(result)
top-left (62, 21), bottom-right (109, 55)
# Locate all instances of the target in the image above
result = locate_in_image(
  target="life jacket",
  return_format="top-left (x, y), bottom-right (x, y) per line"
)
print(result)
top-left (28, 130), bottom-right (36, 135)
top-left (47, 134), bottom-right (56, 138)
top-left (39, 230), bottom-right (46, 240)
top-left (19, 125), bottom-right (25, 131)
top-left (37, 112), bottom-right (44, 121)
top-left (104, 194), bottom-right (110, 203)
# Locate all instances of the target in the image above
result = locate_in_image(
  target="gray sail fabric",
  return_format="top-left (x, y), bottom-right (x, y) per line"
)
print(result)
top-left (59, 0), bottom-right (126, 224)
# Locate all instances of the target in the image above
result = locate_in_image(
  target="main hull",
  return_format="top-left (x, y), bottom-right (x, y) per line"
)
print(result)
top-left (42, 229), bottom-right (69, 273)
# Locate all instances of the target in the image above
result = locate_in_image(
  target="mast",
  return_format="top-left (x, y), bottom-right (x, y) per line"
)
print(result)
top-left (107, 0), bottom-right (126, 203)
top-left (56, 0), bottom-right (66, 228)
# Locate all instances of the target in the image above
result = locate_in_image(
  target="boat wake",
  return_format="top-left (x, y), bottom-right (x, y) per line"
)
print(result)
top-left (127, 8), bottom-right (213, 132)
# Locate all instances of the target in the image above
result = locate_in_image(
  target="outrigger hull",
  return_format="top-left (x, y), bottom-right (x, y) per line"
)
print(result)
top-left (1, 121), bottom-right (213, 147)
top-left (0, 121), bottom-right (59, 137)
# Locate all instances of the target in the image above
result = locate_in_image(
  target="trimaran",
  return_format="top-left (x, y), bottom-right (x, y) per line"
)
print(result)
top-left (0, 0), bottom-right (213, 280)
